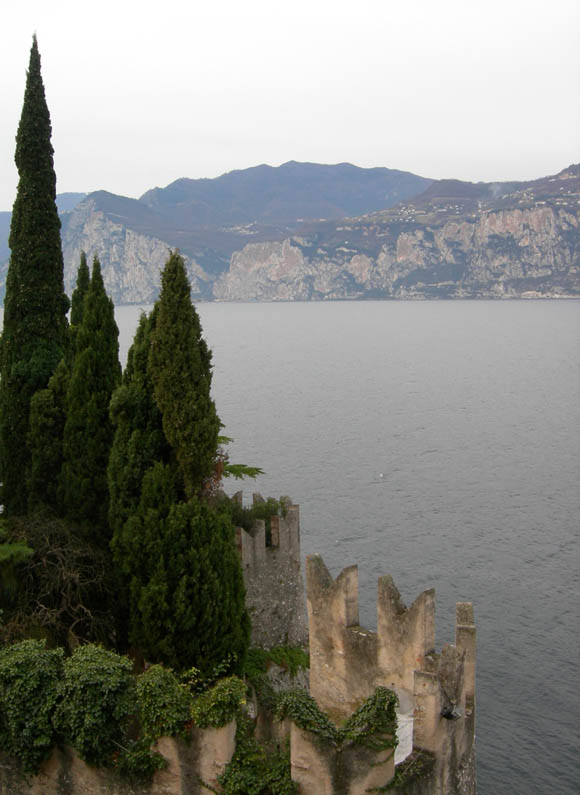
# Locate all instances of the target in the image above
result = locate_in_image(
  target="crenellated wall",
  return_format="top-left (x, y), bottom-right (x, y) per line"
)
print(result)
top-left (304, 554), bottom-right (476, 795)
top-left (0, 505), bottom-right (477, 794)
top-left (234, 492), bottom-right (308, 648)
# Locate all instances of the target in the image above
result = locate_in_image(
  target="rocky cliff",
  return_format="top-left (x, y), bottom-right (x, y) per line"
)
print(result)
top-left (1, 163), bottom-right (578, 303)
top-left (0, 162), bottom-right (431, 304)
top-left (60, 194), bottom-right (212, 304)
top-left (214, 166), bottom-right (580, 300)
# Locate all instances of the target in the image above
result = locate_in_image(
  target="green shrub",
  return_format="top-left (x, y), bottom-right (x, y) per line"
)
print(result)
top-left (0, 639), bottom-right (63, 774)
top-left (219, 738), bottom-right (297, 794)
top-left (245, 646), bottom-right (309, 679)
top-left (112, 738), bottom-right (167, 782)
top-left (191, 676), bottom-right (246, 729)
top-left (244, 646), bottom-right (309, 713)
top-left (137, 664), bottom-right (192, 739)
top-left (54, 644), bottom-right (135, 766)
top-left (216, 495), bottom-right (288, 545)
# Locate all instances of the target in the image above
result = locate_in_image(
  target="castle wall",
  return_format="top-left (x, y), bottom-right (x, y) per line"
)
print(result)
top-left (306, 555), bottom-right (378, 720)
top-left (0, 721), bottom-right (236, 795)
top-left (290, 722), bottom-right (396, 795)
top-left (235, 493), bottom-right (308, 648)
top-left (305, 554), bottom-right (477, 795)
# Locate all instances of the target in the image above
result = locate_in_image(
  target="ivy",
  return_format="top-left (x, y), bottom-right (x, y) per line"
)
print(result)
top-left (342, 687), bottom-right (399, 754)
top-left (181, 652), bottom-right (239, 694)
top-left (370, 749), bottom-right (435, 792)
top-left (275, 687), bottom-right (399, 755)
top-left (137, 664), bottom-right (192, 740)
top-left (53, 645), bottom-right (135, 767)
top-left (245, 646), bottom-right (309, 680)
top-left (0, 639), bottom-right (63, 774)
top-left (191, 676), bottom-right (247, 729)
top-left (112, 738), bottom-right (167, 782)
top-left (275, 689), bottom-right (339, 744)
top-left (216, 714), bottom-right (298, 795)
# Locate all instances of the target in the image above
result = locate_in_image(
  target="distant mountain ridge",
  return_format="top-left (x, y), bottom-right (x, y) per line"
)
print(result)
top-left (139, 161), bottom-right (432, 225)
top-left (214, 164), bottom-right (580, 301)
top-left (1, 162), bottom-right (578, 303)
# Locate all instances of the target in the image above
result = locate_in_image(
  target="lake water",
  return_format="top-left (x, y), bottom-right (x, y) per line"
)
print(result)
top-left (141, 299), bottom-right (576, 795)
top-left (2, 299), bottom-right (579, 793)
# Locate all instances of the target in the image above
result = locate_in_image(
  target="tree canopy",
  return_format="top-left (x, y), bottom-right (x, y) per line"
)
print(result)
top-left (148, 251), bottom-right (221, 498)
top-left (110, 251), bottom-right (250, 672)
top-left (0, 36), bottom-right (69, 515)
top-left (60, 256), bottom-right (121, 540)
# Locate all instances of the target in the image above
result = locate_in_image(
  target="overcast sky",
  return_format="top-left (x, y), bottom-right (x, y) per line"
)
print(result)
top-left (1, 0), bottom-right (579, 210)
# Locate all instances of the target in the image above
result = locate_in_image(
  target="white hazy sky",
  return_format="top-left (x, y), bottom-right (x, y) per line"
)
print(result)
top-left (1, 0), bottom-right (579, 210)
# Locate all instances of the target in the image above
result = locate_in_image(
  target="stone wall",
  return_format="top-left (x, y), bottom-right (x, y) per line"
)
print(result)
top-left (304, 554), bottom-right (477, 795)
top-left (235, 493), bottom-right (308, 648)
top-left (290, 722), bottom-right (396, 795)
top-left (0, 721), bottom-right (236, 795)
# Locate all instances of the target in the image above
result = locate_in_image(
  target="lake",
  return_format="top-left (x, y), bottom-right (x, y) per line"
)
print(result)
top-left (135, 298), bottom-right (576, 795)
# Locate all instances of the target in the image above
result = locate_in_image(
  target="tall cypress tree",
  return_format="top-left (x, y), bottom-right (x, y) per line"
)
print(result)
top-left (70, 252), bottom-right (90, 328)
top-left (0, 37), bottom-right (69, 515)
top-left (121, 463), bottom-right (250, 673)
top-left (108, 307), bottom-right (174, 541)
top-left (60, 256), bottom-right (121, 540)
top-left (148, 251), bottom-right (220, 497)
top-left (27, 360), bottom-right (68, 514)
top-left (109, 251), bottom-right (249, 671)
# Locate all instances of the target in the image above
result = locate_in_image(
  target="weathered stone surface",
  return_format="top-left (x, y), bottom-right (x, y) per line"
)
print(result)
top-left (60, 196), bottom-right (210, 304)
top-left (214, 201), bottom-right (580, 301)
top-left (237, 494), bottom-right (308, 648)
top-left (290, 722), bottom-right (397, 795)
top-left (0, 722), bottom-right (236, 795)
top-left (304, 555), bottom-right (476, 794)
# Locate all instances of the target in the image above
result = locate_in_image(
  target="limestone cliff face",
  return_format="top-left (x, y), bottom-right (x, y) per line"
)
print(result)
top-left (2, 165), bottom-right (577, 304)
top-left (61, 197), bottom-right (210, 304)
top-left (214, 201), bottom-right (580, 300)
top-left (214, 240), bottom-right (313, 301)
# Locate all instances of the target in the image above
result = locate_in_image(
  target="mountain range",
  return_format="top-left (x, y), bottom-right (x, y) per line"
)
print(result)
top-left (1, 161), bottom-right (578, 303)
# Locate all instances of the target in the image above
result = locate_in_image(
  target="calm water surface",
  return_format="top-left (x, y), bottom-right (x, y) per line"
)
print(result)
top-left (185, 299), bottom-right (577, 795)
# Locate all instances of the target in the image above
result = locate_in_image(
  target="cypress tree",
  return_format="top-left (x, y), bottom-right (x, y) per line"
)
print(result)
top-left (0, 37), bottom-right (69, 515)
top-left (109, 251), bottom-right (249, 670)
top-left (60, 256), bottom-right (121, 539)
top-left (148, 251), bottom-right (220, 497)
top-left (108, 307), bottom-right (175, 540)
top-left (27, 360), bottom-right (68, 514)
top-left (119, 463), bottom-right (250, 673)
top-left (70, 252), bottom-right (90, 327)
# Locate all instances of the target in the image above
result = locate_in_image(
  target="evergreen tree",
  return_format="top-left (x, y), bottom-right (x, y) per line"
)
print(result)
top-left (27, 360), bottom-right (68, 514)
top-left (148, 251), bottom-right (220, 497)
top-left (0, 37), bottom-right (69, 515)
top-left (109, 251), bottom-right (249, 670)
top-left (60, 256), bottom-right (121, 540)
top-left (119, 463), bottom-right (250, 673)
top-left (69, 251), bottom-right (90, 357)
top-left (108, 308), bottom-right (177, 541)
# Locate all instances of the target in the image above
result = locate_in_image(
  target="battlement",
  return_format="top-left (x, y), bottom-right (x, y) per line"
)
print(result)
top-left (233, 493), bottom-right (307, 648)
top-left (234, 492), bottom-right (301, 572)
top-left (306, 554), bottom-right (476, 777)
top-left (377, 574), bottom-right (436, 694)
